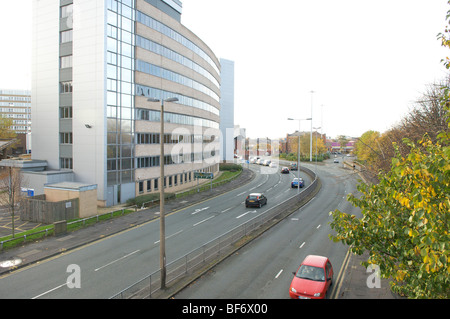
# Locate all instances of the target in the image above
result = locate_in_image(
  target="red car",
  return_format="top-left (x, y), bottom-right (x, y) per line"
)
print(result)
top-left (289, 255), bottom-right (333, 299)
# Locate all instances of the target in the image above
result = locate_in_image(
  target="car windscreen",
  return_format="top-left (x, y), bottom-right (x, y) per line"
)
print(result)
top-left (296, 265), bottom-right (325, 282)
top-left (248, 195), bottom-right (259, 200)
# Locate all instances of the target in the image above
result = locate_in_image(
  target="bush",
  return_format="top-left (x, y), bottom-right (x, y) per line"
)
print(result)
top-left (126, 193), bottom-right (175, 207)
top-left (219, 163), bottom-right (242, 172)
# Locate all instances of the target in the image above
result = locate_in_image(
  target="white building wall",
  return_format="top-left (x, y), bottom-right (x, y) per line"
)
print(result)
top-left (72, 0), bottom-right (108, 204)
top-left (31, 0), bottom-right (60, 169)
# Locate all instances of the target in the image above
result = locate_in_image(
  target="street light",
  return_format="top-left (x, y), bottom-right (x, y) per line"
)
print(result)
top-left (313, 126), bottom-right (321, 172)
top-left (288, 117), bottom-right (311, 194)
top-left (147, 96), bottom-right (178, 290)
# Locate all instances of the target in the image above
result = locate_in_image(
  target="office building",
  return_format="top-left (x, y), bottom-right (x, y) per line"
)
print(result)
top-left (219, 58), bottom-right (234, 162)
top-left (32, 0), bottom-right (221, 206)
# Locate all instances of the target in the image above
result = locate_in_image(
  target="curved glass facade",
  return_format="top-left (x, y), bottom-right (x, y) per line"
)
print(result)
top-left (106, 0), bottom-right (221, 199)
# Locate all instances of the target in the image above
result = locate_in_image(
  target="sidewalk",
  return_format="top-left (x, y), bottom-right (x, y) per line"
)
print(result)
top-left (336, 251), bottom-right (400, 299)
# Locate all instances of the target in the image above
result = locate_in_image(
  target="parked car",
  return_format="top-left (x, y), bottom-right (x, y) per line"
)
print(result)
top-left (290, 163), bottom-right (298, 171)
top-left (245, 193), bottom-right (267, 208)
top-left (333, 159), bottom-right (339, 163)
top-left (291, 177), bottom-right (304, 188)
top-left (281, 167), bottom-right (290, 174)
top-left (289, 255), bottom-right (333, 299)
top-left (269, 162), bottom-right (278, 168)
top-left (263, 159), bottom-right (271, 166)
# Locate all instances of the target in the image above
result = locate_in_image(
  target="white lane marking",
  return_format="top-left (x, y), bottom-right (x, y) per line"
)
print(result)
top-left (275, 269), bottom-right (284, 279)
top-left (317, 224), bottom-right (321, 229)
top-left (191, 207), bottom-right (210, 215)
top-left (193, 215), bottom-right (215, 227)
top-left (154, 230), bottom-right (184, 244)
top-left (299, 242), bottom-right (306, 249)
top-left (32, 283), bottom-right (67, 299)
top-left (95, 250), bottom-right (140, 272)
top-left (221, 207), bottom-right (233, 213)
top-left (236, 212), bottom-right (249, 219)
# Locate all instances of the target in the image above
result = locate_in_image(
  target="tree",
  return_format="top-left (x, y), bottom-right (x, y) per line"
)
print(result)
top-left (0, 167), bottom-right (26, 238)
top-left (355, 130), bottom-right (382, 165)
top-left (329, 136), bottom-right (449, 298)
top-left (330, 3), bottom-right (450, 298)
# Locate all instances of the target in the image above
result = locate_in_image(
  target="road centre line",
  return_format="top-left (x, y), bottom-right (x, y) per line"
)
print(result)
top-left (221, 207), bottom-right (233, 213)
top-left (275, 269), bottom-right (283, 279)
top-left (299, 242), bottom-right (306, 249)
top-left (32, 282), bottom-right (68, 299)
top-left (236, 191), bottom-right (247, 197)
top-left (94, 250), bottom-right (140, 272)
top-left (193, 215), bottom-right (215, 227)
top-left (191, 207), bottom-right (210, 215)
top-left (154, 230), bottom-right (184, 244)
top-left (236, 212), bottom-right (250, 219)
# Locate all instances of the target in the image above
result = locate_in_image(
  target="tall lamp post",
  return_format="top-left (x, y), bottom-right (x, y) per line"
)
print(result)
top-left (147, 96), bottom-right (178, 289)
top-left (313, 126), bottom-right (321, 172)
top-left (288, 117), bottom-right (311, 193)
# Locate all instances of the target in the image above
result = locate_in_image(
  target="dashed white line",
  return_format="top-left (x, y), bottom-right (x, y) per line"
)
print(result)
top-left (299, 242), bottom-right (306, 249)
top-left (236, 212), bottom-right (250, 219)
top-left (317, 224), bottom-right (321, 229)
top-left (95, 250), bottom-right (140, 272)
top-left (154, 230), bottom-right (184, 244)
top-left (193, 215), bottom-right (215, 226)
top-left (275, 269), bottom-right (284, 279)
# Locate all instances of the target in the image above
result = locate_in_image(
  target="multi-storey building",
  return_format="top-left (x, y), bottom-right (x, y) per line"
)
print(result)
top-left (0, 89), bottom-right (32, 135)
top-left (32, 0), bottom-right (221, 206)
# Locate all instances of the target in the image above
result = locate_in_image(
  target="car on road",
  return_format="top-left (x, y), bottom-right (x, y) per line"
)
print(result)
top-left (281, 167), bottom-right (290, 174)
top-left (333, 159), bottom-right (339, 163)
top-left (290, 163), bottom-right (298, 171)
top-left (245, 193), bottom-right (267, 208)
top-left (289, 255), bottom-right (333, 299)
top-left (291, 177), bottom-right (304, 188)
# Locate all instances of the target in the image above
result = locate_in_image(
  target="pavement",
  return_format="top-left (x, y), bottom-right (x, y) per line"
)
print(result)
top-left (0, 166), bottom-right (400, 299)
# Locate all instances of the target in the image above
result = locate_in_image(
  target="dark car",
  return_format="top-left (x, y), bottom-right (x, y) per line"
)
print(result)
top-left (281, 167), bottom-right (290, 174)
top-left (290, 163), bottom-right (298, 171)
top-left (245, 193), bottom-right (267, 208)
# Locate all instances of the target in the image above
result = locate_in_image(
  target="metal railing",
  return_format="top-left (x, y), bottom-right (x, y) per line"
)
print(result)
top-left (110, 167), bottom-right (319, 299)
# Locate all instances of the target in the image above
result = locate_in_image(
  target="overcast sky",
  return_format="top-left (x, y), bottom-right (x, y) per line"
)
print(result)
top-left (1, 0), bottom-right (449, 139)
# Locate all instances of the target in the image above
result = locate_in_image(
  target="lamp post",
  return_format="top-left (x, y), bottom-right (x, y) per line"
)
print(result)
top-left (288, 117), bottom-right (311, 193)
top-left (310, 91), bottom-right (315, 162)
top-left (147, 96), bottom-right (178, 290)
top-left (313, 126), bottom-right (321, 172)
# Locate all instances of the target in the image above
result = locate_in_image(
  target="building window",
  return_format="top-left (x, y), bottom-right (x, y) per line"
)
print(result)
top-left (60, 55), bottom-right (73, 68)
top-left (139, 181), bottom-right (144, 194)
top-left (60, 132), bottom-right (73, 144)
top-left (61, 4), bottom-right (73, 18)
top-left (60, 106), bottom-right (73, 119)
top-left (60, 157), bottom-right (73, 169)
top-left (60, 82), bottom-right (73, 93)
top-left (146, 180), bottom-right (151, 192)
top-left (60, 30), bottom-right (73, 43)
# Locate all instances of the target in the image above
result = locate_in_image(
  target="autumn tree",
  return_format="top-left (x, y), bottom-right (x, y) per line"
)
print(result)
top-left (330, 3), bottom-right (450, 298)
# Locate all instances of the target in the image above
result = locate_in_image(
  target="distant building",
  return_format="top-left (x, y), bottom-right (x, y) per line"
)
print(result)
top-left (0, 89), bottom-right (31, 154)
top-left (219, 59), bottom-right (235, 162)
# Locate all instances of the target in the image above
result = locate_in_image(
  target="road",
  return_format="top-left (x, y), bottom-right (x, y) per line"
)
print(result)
top-left (0, 162), bottom-right (313, 299)
top-left (174, 159), bottom-right (361, 299)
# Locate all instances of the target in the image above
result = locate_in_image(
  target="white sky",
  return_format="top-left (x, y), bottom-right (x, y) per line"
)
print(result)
top-left (0, 0), bottom-right (449, 139)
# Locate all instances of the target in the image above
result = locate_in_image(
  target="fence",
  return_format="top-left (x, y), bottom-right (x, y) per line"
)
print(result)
top-left (0, 206), bottom-right (137, 251)
top-left (110, 167), bottom-right (319, 299)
